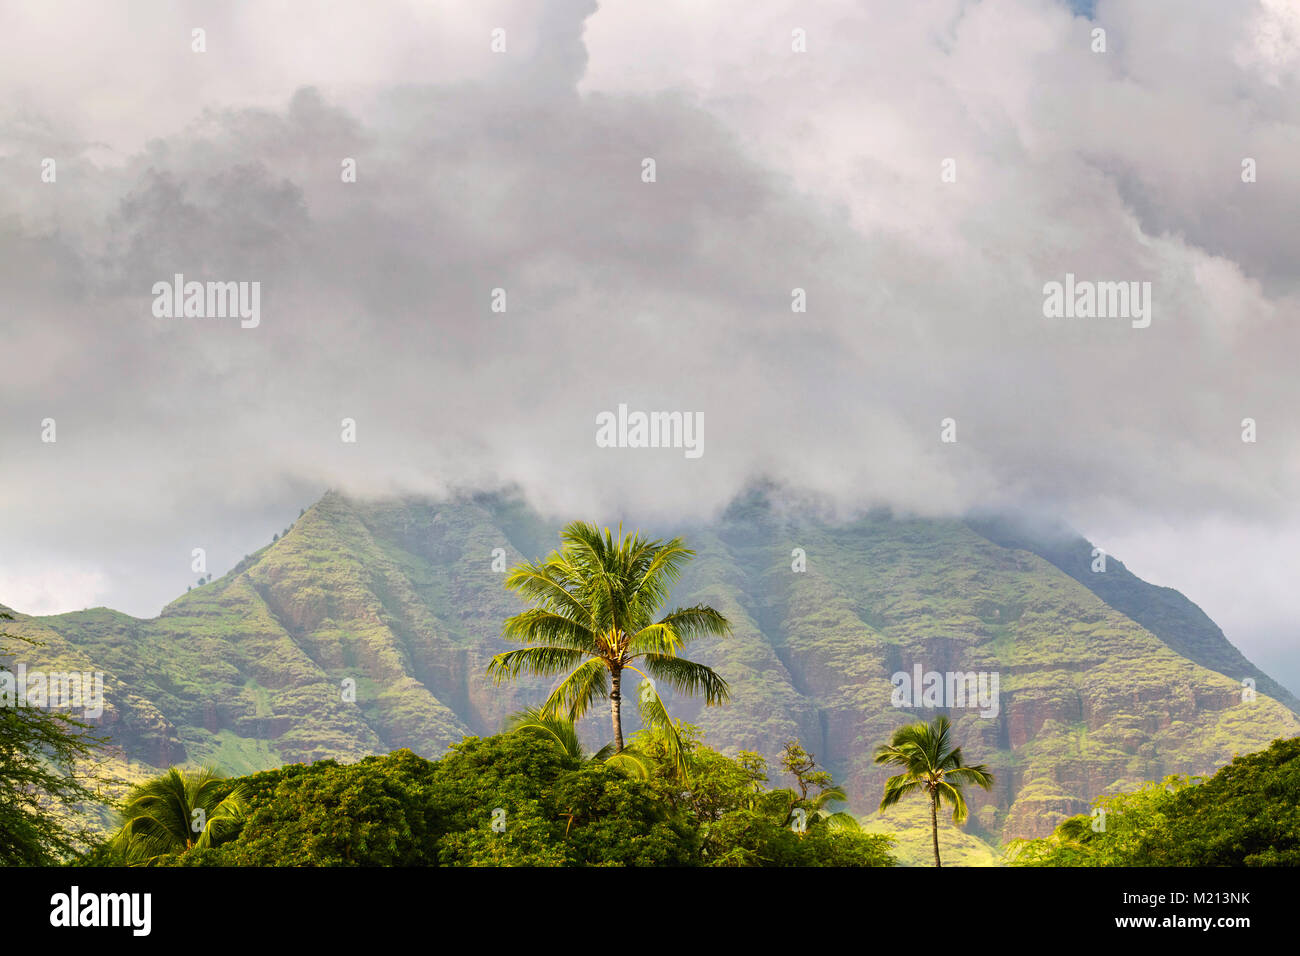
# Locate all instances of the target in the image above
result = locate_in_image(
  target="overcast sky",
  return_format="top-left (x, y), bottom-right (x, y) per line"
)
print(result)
top-left (1, 0), bottom-right (1297, 690)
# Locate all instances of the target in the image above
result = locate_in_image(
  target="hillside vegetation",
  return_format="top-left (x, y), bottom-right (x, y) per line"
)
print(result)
top-left (1010, 735), bottom-right (1300, 866)
top-left (6, 488), bottom-right (1296, 852)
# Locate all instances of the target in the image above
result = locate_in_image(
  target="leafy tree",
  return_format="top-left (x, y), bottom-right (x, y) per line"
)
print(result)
top-left (1005, 779), bottom-right (1181, 867)
top-left (1011, 736), bottom-right (1300, 866)
top-left (635, 722), bottom-right (765, 822)
top-left (799, 825), bottom-right (897, 866)
top-left (1145, 738), bottom-right (1300, 866)
top-left (134, 728), bottom-right (894, 867)
top-left (435, 810), bottom-right (570, 866)
top-left (779, 740), bottom-right (859, 833)
top-left (0, 612), bottom-right (106, 864)
top-left (636, 724), bottom-right (894, 867)
top-left (111, 766), bottom-right (247, 864)
top-left (487, 522), bottom-right (730, 758)
top-left (171, 751), bottom-right (437, 866)
top-left (427, 733), bottom-right (696, 866)
top-left (437, 761), bottom-right (695, 867)
top-left (874, 715), bottom-right (994, 867)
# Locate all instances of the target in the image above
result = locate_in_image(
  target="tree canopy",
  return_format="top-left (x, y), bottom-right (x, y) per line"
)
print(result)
top-left (1009, 736), bottom-right (1300, 866)
top-left (0, 612), bottom-right (105, 865)
top-left (95, 724), bottom-right (895, 868)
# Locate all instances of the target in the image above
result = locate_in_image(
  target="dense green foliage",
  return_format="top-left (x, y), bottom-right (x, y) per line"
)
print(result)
top-left (111, 767), bottom-right (248, 863)
top-left (1010, 736), bottom-right (1300, 866)
top-left (89, 725), bottom-right (895, 867)
top-left (171, 749), bottom-right (441, 866)
top-left (0, 613), bottom-right (105, 864)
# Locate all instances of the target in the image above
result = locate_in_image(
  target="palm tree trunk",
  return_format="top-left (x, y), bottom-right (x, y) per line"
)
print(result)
top-left (930, 789), bottom-right (942, 867)
top-left (610, 669), bottom-right (624, 751)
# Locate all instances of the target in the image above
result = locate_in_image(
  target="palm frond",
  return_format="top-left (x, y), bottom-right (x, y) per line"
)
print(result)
top-left (501, 608), bottom-right (599, 653)
top-left (637, 654), bottom-right (730, 706)
top-left (632, 675), bottom-right (690, 779)
top-left (504, 707), bottom-right (586, 761)
top-left (817, 809), bottom-right (861, 832)
top-left (627, 605), bottom-right (731, 655)
top-left (112, 765), bottom-right (246, 864)
top-left (602, 748), bottom-right (652, 780)
top-left (944, 763), bottom-right (995, 791)
top-left (810, 784), bottom-right (850, 811)
top-left (541, 657), bottom-right (610, 722)
top-left (879, 774), bottom-right (926, 811)
top-left (873, 741), bottom-right (924, 770)
top-left (502, 562), bottom-right (595, 627)
top-left (487, 645), bottom-right (586, 684)
top-left (629, 539), bottom-right (693, 611)
top-left (936, 780), bottom-right (971, 824)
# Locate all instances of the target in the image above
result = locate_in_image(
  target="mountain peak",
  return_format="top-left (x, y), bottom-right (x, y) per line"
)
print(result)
top-left (9, 491), bottom-right (1297, 849)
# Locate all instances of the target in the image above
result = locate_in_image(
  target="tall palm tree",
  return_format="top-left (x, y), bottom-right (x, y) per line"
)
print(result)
top-left (874, 715), bottom-right (994, 867)
top-left (111, 766), bottom-right (247, 865)
top-left (487, 521), bottom-right (730, 753)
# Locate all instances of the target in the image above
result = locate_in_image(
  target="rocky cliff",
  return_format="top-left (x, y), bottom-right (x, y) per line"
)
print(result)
top-left (5, 488), bottom-right (1295, 854)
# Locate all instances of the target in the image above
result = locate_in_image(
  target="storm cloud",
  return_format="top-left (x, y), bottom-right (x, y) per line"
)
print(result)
top-left (0, 0), bottom-right (1296, 686)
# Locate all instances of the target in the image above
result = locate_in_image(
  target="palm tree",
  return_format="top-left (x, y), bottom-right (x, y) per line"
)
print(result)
top-left (874, 715), bottom-right (994, 867)
top-left (111, 766), bottom-right (247, 865)
top-left (487, 521), bottom-right (731, 754)
top-left (505, 707), bottom-right (651, 778)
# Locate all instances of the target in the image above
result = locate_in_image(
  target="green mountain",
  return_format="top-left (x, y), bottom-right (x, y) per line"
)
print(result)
top-left (4, 489), bottom-right (1296, 858)
top-left (968, 513), bottom-right (1300, 714)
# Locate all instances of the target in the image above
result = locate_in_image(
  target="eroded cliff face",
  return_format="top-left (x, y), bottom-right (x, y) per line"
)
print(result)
top-left (659, 498), bottom-right (1297, 846)
top-left (7, 489), bottom-right (1296, 850)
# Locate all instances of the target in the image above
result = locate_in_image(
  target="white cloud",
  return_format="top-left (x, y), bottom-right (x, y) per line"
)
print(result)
top-left (0, 564), bottom-right (110, 616)
top-left (0, 0), bottom-right (1295, 680)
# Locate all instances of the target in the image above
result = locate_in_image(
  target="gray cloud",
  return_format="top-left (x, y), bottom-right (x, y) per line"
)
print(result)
top-left (0, 0), bottom-right (1296, 683)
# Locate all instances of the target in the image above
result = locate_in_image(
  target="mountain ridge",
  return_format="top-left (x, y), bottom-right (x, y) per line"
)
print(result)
top-left (3, 488), bottom-right (1296, 853)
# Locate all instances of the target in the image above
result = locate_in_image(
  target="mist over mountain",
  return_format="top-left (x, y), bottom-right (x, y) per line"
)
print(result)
top-left (3, 0), bottom-right (1299, 680)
